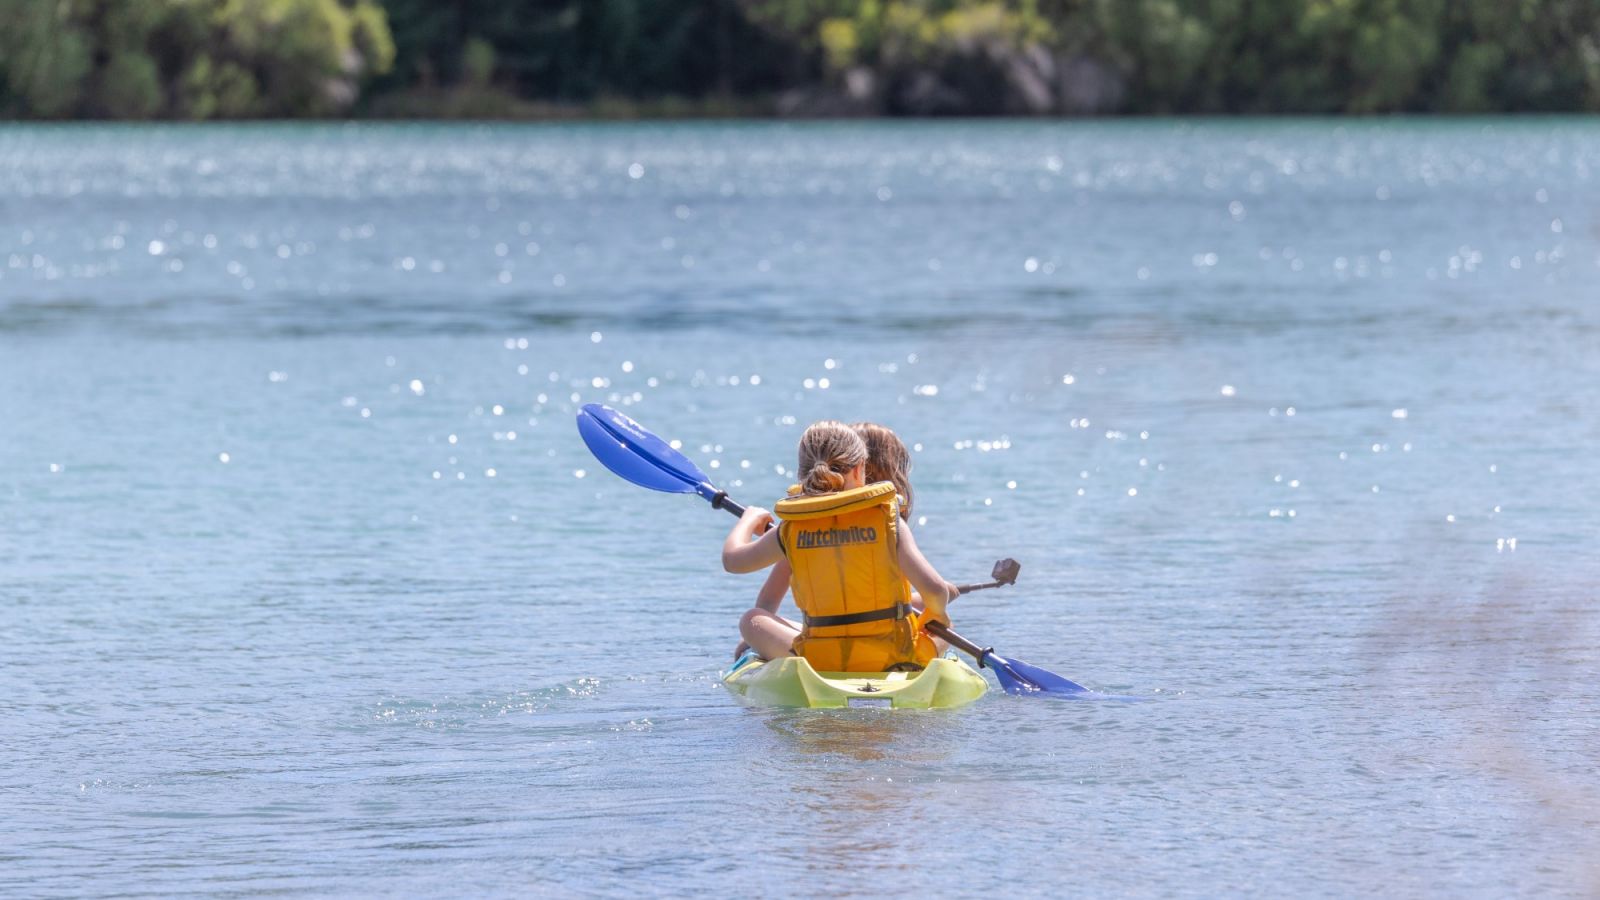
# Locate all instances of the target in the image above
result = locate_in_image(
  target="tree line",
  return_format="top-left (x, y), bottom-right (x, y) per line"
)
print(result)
top-left (3, 0), bottom-right (1598, 118)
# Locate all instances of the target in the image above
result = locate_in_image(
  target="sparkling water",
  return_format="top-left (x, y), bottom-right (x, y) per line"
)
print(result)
top-left (3, 120), bottom-right (1597, 896)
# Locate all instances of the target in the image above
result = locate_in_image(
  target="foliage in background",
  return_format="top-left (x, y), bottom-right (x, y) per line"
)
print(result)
top-left (367, 0), bottom-right (799, 115)
top-left (2, 0), bottom-right (1600, 117)
top-left (0, 0), bottom-right (393, 118)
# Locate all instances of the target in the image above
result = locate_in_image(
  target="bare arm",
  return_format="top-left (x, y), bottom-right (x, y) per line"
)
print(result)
top-left (722, 507), bottom-right (785, 573)
top-left (896, 522), bottom-right (955, 625)
top-left (755, 559), bottom-right (791, 613)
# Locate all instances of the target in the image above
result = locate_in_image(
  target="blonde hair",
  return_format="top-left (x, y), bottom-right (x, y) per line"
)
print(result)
top-left (796, 420), bottom-right (868, 496)
top-left (853, 422), bottom-right (913, 520)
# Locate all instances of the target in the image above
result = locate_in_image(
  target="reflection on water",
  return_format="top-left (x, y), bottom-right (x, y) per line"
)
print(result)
top-left (760, 708), bottom-right (946, 763)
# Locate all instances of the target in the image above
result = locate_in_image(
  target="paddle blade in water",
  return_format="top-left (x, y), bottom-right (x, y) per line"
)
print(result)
top-left (985, 652), bottom-right (1089, 696)
top-left (986, 653), bottom-right (1145, 701)
top-left (576, 403), bottom-right (706, 494)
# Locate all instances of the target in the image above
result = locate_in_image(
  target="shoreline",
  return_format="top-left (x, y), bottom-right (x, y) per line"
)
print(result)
top-left (4, 107), bottom-right (1597, 126)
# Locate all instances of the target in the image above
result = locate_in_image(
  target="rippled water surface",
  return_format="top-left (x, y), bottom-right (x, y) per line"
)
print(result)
top-left (3, 120), bottom-right (1599, 896)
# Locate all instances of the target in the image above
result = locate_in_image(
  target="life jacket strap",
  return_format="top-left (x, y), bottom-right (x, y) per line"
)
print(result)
top-left (803, 602), bottom-right (911, 629)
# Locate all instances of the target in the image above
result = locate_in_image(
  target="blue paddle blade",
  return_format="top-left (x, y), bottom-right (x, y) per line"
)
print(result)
top-left (984, 652), bottom-right (1145, 701)
top-left (576, 403), bottom-right (719, 497)
top-left (983, 651), bottom-right (1090, 696)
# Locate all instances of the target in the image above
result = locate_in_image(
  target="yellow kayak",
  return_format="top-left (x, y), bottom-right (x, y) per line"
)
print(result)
top-left (721, 652), bottom-right (988, 709)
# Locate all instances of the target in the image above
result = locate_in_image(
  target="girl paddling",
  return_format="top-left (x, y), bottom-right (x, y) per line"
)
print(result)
top-left (732, 421), bottom-right (953, 658)
top-left (723, 421), bottom-right (958, 672)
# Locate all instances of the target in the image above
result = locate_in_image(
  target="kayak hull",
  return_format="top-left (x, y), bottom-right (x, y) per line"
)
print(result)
top-left (722, 653), bottom-right (988, 709)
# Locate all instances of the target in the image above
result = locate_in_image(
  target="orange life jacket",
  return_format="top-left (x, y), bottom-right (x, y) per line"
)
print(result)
top-left (775, 482), bottom-right (936, 672)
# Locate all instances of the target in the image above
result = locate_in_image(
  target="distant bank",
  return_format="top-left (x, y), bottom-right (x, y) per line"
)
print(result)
top-left (4, 1), bottom-right (1600, 120)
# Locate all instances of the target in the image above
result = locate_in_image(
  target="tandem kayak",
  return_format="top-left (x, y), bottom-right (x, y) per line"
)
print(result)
top-left (722, 652), bottom-right (988, 709)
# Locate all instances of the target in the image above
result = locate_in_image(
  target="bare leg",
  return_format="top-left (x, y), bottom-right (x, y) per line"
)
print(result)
top-left (740, 608), bottom-right (801, 660)
top-left (734, 615), bottom-right (800, 659)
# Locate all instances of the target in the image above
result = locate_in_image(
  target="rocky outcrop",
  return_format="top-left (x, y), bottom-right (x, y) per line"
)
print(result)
top-left (1057, 56), bottom-right (1127, 114)
top-left (864, 48), bottom-right (1127, 116)
top-left (774, 67), bottom-right (881, 117)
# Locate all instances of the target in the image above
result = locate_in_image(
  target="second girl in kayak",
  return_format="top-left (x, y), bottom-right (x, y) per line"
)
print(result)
top-left (721, 420), bottom-right (959, 672)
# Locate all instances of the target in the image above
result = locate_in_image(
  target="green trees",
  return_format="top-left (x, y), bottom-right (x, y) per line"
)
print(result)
top-left (0, 2), bottom-right (94, 117)
top-left (2, 0), bottom-right (1599, 117)
top-left (372, 0), bottom-right (798, 106)
top-left (733, 0), bottom-right (1600, 114)
top-left (773, 1), bottom-right (1058, 113)
top-left (0, 0), bottom-right (394, 118)
top-left (817, 0), bottom-right (1600, 113)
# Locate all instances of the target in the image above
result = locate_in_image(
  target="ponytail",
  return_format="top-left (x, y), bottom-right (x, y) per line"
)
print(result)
top-left (795, 421), bottom-right (868, 496)
top-left (802, 462), bottom-right (847, 495)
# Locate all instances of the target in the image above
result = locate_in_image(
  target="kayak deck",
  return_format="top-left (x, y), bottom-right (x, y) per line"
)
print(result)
top-left (722, 653), bottom-right (988, 709)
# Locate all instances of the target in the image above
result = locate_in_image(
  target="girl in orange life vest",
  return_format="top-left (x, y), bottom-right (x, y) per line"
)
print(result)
top-left (722, 421), bottom-right (959, 672)
top-left (851, 422), bottom-right (962, 636)
top-left (731, 422), bottom-right (956, 659)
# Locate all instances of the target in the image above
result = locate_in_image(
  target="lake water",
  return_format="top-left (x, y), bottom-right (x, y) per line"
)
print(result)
top-left (2, 120), bottom-right (1597, 896)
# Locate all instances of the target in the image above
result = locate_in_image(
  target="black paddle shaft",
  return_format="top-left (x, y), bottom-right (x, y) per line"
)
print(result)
top-left (923, 620), bottom-right (994, 666)
top-left (709, 491), bottom-right (747, 518)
